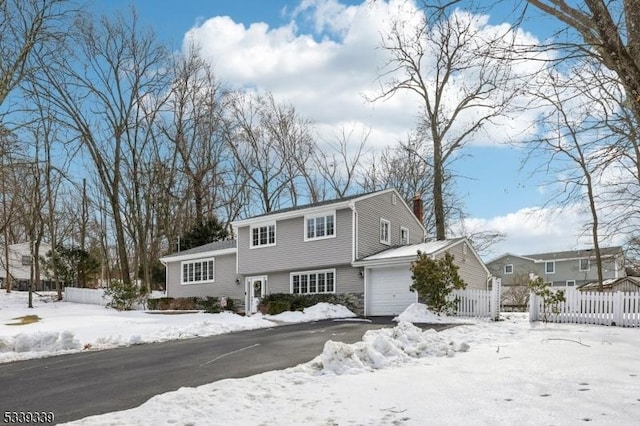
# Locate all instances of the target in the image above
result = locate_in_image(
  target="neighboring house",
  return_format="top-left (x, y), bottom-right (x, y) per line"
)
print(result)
top-left (160, 189), bottom-right (490, 316)
top-left (578, 276), bottom-right (640, 292)
top-left (487, 246), bottom-right (626, 290)
top-left (0, 242), bottom-right (53, 291)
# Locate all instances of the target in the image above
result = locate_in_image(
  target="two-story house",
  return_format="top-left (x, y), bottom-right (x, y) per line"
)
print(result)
top-left (487, 247), bottom-right (626, 290)
top-left (160, 189), bottom-right (490, 316)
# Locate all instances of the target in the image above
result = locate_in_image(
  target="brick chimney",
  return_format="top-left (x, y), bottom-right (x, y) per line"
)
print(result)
top-left (412, 192), bottom-right (423, 223)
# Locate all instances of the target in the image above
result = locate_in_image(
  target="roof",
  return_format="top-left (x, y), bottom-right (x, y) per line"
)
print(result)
top-left (360, 238), bottom-right (465, 262)
top-left (231, 188), bottom-right (424, 234)
top-left (522, 246), bottom-right (623, 262)
top-left (159, 239), bottom-right (236, 263)
top-left (488, 247), bottom-right (624, 264)
top-left (578, 276), bottom-right (640, 291)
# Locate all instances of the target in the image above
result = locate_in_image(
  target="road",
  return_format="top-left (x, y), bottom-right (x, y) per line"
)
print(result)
top-left (0, 318), bottom-right (455, 424)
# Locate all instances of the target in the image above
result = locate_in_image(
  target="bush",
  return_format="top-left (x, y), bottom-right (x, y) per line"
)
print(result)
top-left (410, 251), bottom-right (466, 314)
top-left (258, 293), bottom-right (356, 315)
top-left (529, 277), bottom-right (565, 322)
top-left (145, 296), bottom-right (223, 313)
top-left (104, 280), bottom-right (144, 311)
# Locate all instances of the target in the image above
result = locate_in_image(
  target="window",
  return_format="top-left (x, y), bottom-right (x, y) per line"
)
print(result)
top-left (545, 261), bottom-right (555, 274)
top-left (181, 258), bottom-right (215, 284)
top-left (400, 226), bottom-right (409, 245)
top-left (504, 264), bottom-right (513, 274)
top-left (566, 280), bottom-right (576, 287)
top-left (579, 258), bottom-right (590, 271)
top-left (305, 212), bottom-right (336, 241)
top-left (380, 218), bottom-right (390, 245)
top-left (291, 269), bottom-right (335, 295)
top-left (21, 255), bottom-right (32, 266)
top-left (251, 223), bottom-right (276, 248)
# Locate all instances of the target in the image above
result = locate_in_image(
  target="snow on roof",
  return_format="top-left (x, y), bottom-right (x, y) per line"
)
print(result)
top-left (360, 238), bottom-right (463, 261)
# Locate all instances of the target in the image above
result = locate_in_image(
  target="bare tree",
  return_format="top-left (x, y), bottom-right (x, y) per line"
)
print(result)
top-left (162, 48), bottom-right (231, 228)
top-left (0, 0), bottom-right (72, 108)
top-left (34, 8), bottom-right (169, 285)
top-left (225, 91), bottom-right (315, 214)
top-left (313, 126), bottom-right (369, 199)
top-left (527, 1), bottom-right (640, 139)
top-left (374, 1), bottom-right (521, 240)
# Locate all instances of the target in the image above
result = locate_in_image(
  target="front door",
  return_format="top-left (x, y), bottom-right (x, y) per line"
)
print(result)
top-left (246, 276), bottom-right (267, 315)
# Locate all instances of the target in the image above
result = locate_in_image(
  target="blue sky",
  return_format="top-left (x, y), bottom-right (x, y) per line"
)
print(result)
top-left (89, 0), bottom-right (605, 255)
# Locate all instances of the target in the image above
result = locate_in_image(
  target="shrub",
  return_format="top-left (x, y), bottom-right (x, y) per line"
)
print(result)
top-left (529, 277), bottom-right (565, 322)
top-left (258, 293), bottom-right (356, 315)
top-left (104, 280), bottom-right (144, 311)
top-left (410, 251), bottom-right (466, 314)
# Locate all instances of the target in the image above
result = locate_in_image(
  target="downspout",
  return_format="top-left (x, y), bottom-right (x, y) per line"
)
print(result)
top-left (349, 201), bottom-right (358, 262)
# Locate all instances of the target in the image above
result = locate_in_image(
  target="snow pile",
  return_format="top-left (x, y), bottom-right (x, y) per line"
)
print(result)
top-left (393, 302), bottom-right (462, 323)
top-left (1, 331), bottom-right (80, 353)
top-left (266, 302), bottom-right (357, 323)
top-left (304, 321), bottom-right (469, 375)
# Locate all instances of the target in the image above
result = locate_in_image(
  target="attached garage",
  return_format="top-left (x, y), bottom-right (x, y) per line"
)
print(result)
top-left (354, 238), bottom-right (491, 316)
top-left (366, 265), bottom-right (416, 316)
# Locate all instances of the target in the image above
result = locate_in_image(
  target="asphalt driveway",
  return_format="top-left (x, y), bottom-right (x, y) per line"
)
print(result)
top-left (0, 317), bottom-right (456, 424)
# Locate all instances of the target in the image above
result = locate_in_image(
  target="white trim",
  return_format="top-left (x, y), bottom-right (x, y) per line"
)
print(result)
top-left (545, 261), bottom-right (555, 274)
top-left (180, 258), bottom-right (215, 285)
top-left (504, 264), bottom-right (514, 274)
top-left (380, 218), bottom-right (390, 245)
top-left (303, 210), bottom-right (337, 242)
top-left (579, 258), bottom-right (590, 271)
top-left (290, 268), bottom-right (336, 294)
top-left (566, 280), bottom-right (576, 287)
top-left (160, 247), bottom-right (236, 264)
top-left (400, 226), bottom-right (409, 245)
top-left (250, 222), bottom-right (276, 249)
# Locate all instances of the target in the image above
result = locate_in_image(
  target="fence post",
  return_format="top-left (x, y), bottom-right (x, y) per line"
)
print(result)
top-left (490, 277), bottom-right (501, 320)
top-left (613, 291), bottom-right (623, 326)
top-left (529, 291), bottom-right (538, 322)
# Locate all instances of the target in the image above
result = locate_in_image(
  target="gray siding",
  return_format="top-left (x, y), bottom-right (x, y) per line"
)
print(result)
top-left (257, 264), bottom-right (363, 295)
top-left (166, 253), bottom-right (243, 301)
top-left (237, 208), bottom-right (353, 275)
top-left (488, 254), bottom-right (624, 288)
top-left (355, 192), bottom-right (424, 259)
top-left (440, 242), bottom-right (488, 290)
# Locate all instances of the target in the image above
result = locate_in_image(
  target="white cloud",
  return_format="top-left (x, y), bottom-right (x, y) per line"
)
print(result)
top-left (182, 0), bottom-right (548, 150)
top-left (460, 203), bottom-right (627, 258)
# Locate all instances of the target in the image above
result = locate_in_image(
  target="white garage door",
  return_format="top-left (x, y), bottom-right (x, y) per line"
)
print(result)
top-left (367, 265), bottom-right (417, 316)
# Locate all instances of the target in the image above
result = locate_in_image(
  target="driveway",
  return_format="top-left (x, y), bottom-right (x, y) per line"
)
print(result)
top-left (0, 318), bottom-right (456, 424)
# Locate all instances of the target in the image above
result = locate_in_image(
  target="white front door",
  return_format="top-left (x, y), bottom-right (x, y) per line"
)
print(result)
top-left (246, 276), bottom-right (267, 315)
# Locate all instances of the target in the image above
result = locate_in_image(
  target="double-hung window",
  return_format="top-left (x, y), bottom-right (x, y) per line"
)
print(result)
top-left (181, 258), bottom-right (215, 284)
top-left (251, 223), bottom-right (276, 248)
top-left (291, 269), bottom-right (335, 294)
top-left (400, 226), bottom-right (409, 245)
top-left (380, 218), bottom-right (390, 245)
top-left (545, 261), bottom-right (555, 274)
top-left (579, 258), bottom-right (590, 271)
top-left (305, 212), bottom-right (335, 241)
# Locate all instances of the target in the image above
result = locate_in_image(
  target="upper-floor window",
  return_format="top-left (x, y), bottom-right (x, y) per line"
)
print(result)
top-left (182, 258), bottom-right (215, 284)
top-left (504, 264), bottom-right (513, 274)
top-left (579, 258), bottom-right (590, 271)
top-left (545, 261), bottom-right (555, 274)
top-left (380, 218), bottom-right (390, 245)
top-left (305, 212), bottom-right (335, 241)
top-left (251, 223), bottom-right (276, 248)
top-left (400, 226), bottom-right (409, 245)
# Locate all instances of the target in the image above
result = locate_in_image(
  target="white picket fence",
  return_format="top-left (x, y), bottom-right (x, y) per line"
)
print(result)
top-left (452, 277), bottom-right (501, 320)
top-left (530, 289), bottom-right (640, 327)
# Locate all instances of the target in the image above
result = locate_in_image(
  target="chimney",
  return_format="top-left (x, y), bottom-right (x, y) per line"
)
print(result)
top-left (412, 192), bottom-right (423, 223)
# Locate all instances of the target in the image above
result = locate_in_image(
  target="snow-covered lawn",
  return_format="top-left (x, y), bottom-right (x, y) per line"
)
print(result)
top-left (2, 291), bottom-right (639, 425)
